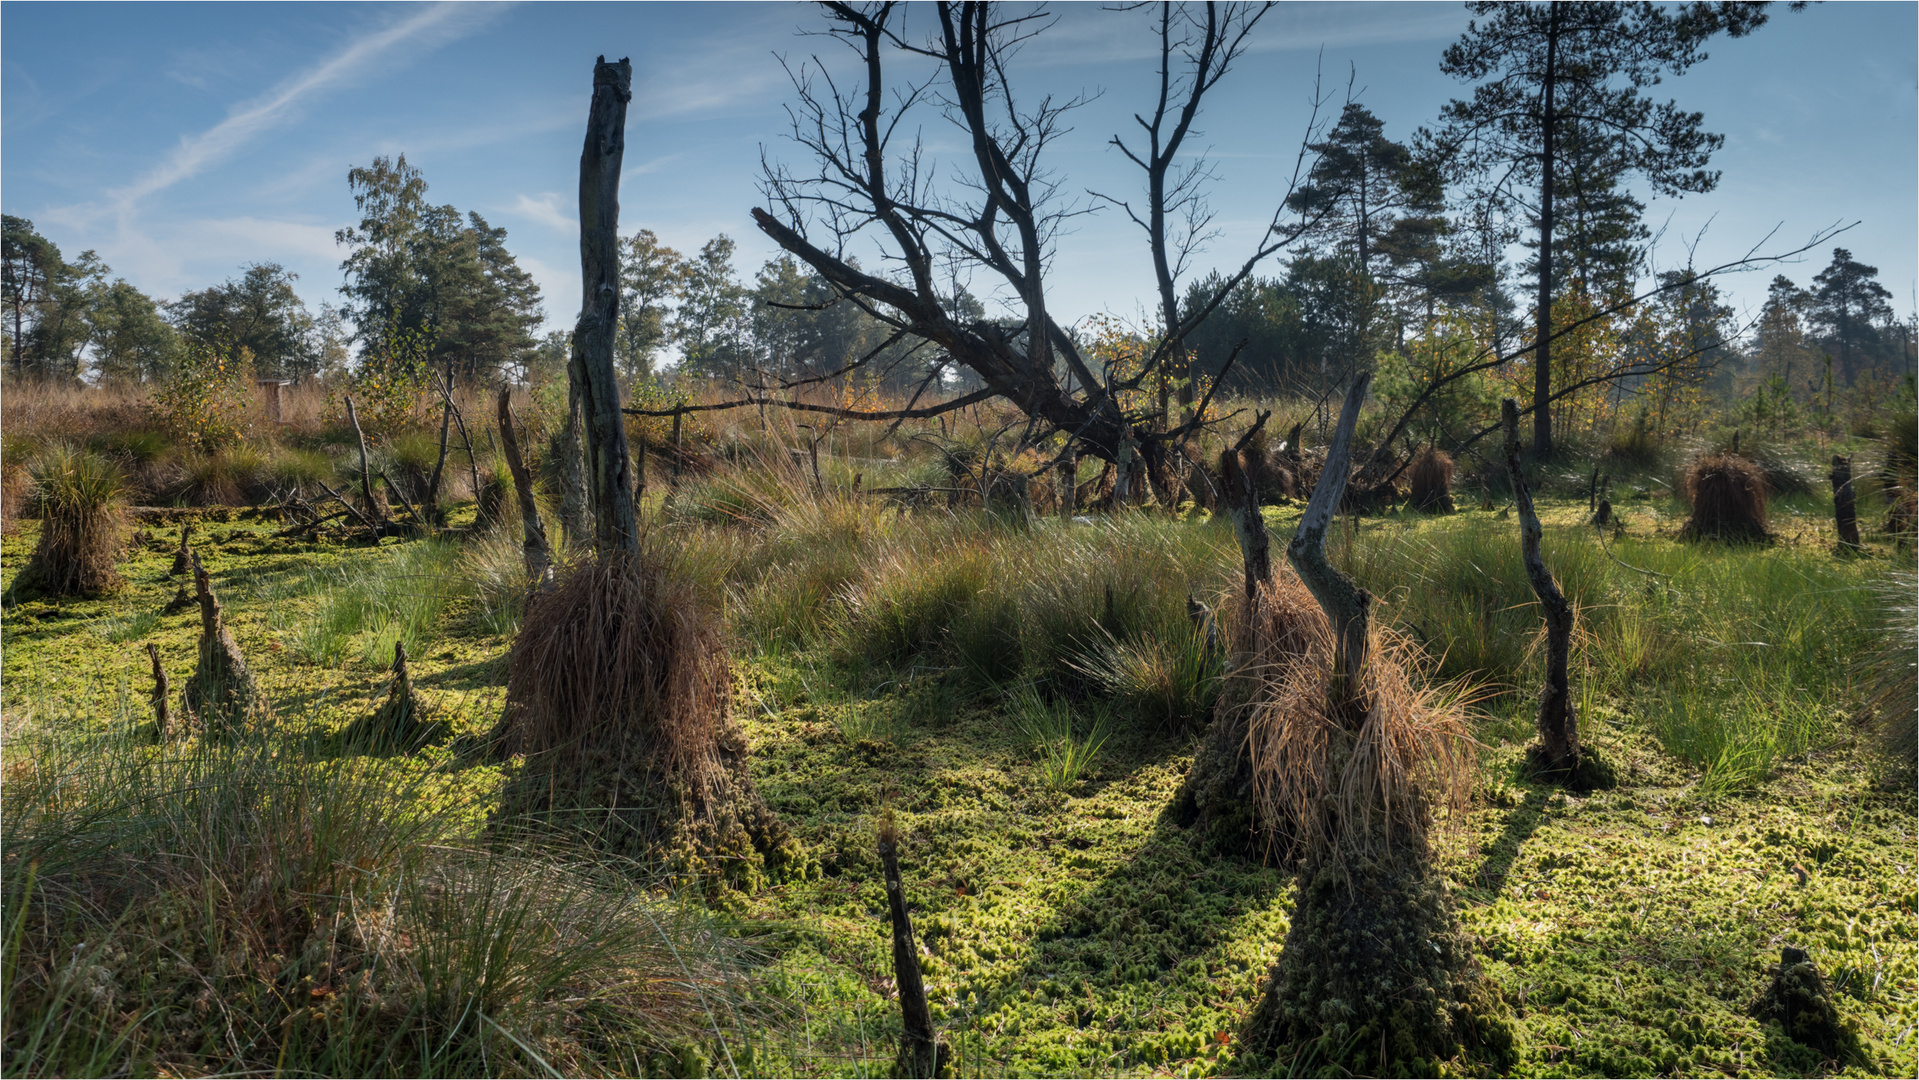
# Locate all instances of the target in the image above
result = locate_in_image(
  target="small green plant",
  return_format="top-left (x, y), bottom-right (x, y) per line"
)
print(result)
top-left (1010, 685), bottom-right (1109, 791)
top-left (89, 606), bottom-right (159, 644)
top-left (287, 541), bottom-right (462, 666)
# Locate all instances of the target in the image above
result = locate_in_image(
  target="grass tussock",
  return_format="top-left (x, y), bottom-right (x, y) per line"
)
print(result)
top-left (1406, 447), bottom-right (1456, 513)
top-left (1681, 452), bottom-right (1770, 543)
top-left (8, 445), bottom-right (129, 600)
top-left (1241, 572), bottom-right (1475, 860)
top-left (0, 731), bottom-right (750, 1078)
top-left (495, 546), bottom-right (797, 890)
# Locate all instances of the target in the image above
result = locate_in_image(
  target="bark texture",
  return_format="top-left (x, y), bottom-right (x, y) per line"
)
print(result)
top-left (1503, 399), bottom-right (1580, 772)
top-left (496, 385), bottom-right (553, 583)
top-left (1285, 374), bottom-right (1374, 704)
top-left (569, 57), bottom-right (638, 556)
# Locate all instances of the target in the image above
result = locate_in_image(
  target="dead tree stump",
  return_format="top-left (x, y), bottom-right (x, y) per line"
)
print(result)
top-left (881, 813), bottom-right (950, 1078)
top-left (1503, 401), bottom-right (1609, 787)
top-left (168, 523), bottom-right (192, 577)
top-left (145, 642), bottom-right (171, 739)
top-left (1830, 455), bottom-right (1861, 550)
top-left (497, 384), bottom-right (554, 583)
top-left (182, 554), bottom-right (260, 731)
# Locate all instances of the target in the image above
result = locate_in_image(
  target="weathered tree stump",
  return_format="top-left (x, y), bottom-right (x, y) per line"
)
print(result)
top-left (496, 384), bottom-right (554, 583)
top-left (168, 523), bottom-right (192, 577)
top-left (881, 813), bottom-right (950, 1079)
top-left (145, 642), bottom-right (171, 739)
top-left (1830, 454), bottom-right (1861, 550)
top-left (182, 554), bottom-right (260, 731)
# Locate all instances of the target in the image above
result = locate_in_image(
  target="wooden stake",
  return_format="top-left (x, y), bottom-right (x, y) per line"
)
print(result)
top-left (880, 813), bottom-right (944, 1078)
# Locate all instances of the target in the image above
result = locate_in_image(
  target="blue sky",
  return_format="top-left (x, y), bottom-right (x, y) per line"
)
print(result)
top-left (4, 1), bottom-right (1913, 343)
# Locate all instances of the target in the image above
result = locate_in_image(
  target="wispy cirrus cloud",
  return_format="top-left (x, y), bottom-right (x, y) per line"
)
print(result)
top-left (100, 3), bottom-right (504, 217)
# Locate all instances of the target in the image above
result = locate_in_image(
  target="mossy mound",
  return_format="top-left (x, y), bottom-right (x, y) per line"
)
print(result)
top-left (1239, 846), bottom-right (1513, 1076)
top-left (1523, 742), bottom-right (1618, 792)
top-left (181, 555), bottom-right (261, 731)
top-left (340, 642), bottom-right (448, 753)
top-left (1753, 946), bottom-right (1859, 1063)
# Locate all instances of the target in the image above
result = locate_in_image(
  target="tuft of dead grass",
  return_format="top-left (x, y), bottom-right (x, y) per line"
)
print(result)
top-left (7, 444), bottom-right (129, 599)
top-left (493, 544), bottom-right (797, 891)
top-left (1406, 447), bottom-right (1456, 513)
top-left (1681, 452), bottom-right (1770, 542)
top-left (1241, 573), bottom-right (1475, 861)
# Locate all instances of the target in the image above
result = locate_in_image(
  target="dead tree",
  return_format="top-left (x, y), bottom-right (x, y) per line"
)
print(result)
top-left (496, 385), bottom-right (553, 582)
top-left (343, 394), bottom-right (387, 530)
top-left (1286, 374), bottom-right (1373, 704)
top-left (693, 2), bottom-right (1320, 488)
top-left (570, 56), bottom-right (638, 556)
top-left (880, 813), bottom-right (948, 1078)
top-left (1502, 398), bottom-right (1585, 779)
top-left (1830, 454), bottom-right (1861, 550)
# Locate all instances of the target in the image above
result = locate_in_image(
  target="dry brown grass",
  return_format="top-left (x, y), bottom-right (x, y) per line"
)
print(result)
top-left (1238, 568), bottom-right (1475, 860)
top-left (1407, 447), bottom-right (1456, 513)
top-left (1681, 451), bottom-right (1770, 542)
top-left (493, 541), bottom-right (797, 891)
top-left (498, 547), bottom-right (726, 786)
top-left (8, 445), bottom-right (130, 599)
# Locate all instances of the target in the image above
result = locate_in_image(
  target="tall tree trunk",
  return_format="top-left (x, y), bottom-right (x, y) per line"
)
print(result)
top-left (344, 394), bottom-right (384, 528)
top-left (1285, 373), bottom-right (1373, 707)
top-left (1503, 398), bottom-right (1578, 769)
top-left (1533, 8), bottom-right (1561, 458)
top-left (569, 57), bottom-right (639, 556)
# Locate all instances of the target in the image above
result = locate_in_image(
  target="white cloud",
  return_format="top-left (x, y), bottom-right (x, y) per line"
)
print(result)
top-left (75, 3), bottom-right (503, 223)
top-left (510, 192), bottom-right (574, 234)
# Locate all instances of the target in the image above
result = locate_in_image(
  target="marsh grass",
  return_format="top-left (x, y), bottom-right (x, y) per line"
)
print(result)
top-left (0, 727), bottom-right (754, 1078)
top-left (1008, 684), bottom-right (1110, 791)
top-left (283, 540), bottom-right (465, 666)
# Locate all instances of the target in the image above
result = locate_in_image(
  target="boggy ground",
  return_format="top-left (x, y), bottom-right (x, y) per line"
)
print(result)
top-left (2, 494), bottom-right (1912, 1079)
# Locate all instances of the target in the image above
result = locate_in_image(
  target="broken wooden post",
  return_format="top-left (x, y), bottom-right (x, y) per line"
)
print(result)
top-left (1220, 411), bottom-right (1275, 634)
top-left (568, 56), bottom-right (639, 556)
top-left (496, 384), bottom-right (553, 582)
top-left (1285, 374), bottom-right (1373, 705)
top-left (1503, 399), bottom-right (1580, 773)
top-left (880, 812), bottom-right (947, 1079)
top-left (1830, 454), bottom-right (1861, 550)
top-left (145, 642), bottom-right (170, 739)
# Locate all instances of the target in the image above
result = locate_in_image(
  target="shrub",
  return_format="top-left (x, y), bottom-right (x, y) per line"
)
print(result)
top-left (8, 445), bottom-right (129, 600)
top-left (1681, 452), bottom-right (1770, 542)
top-left (147, 343), bottom-right (254, 452)
top-left (266, 445), bottom-right (337, 494)
top-left (1406, 448), bottom-right (1456, 513)
top-left (169, 443), bottom-right (272, 506)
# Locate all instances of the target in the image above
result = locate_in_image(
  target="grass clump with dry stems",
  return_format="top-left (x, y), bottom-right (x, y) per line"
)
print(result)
top-left (5, 445), bottom-right (130, 601)
top-left (1681, 451), bottom-right (1771, 542)
top-left (490, 544), bottom-right (802, 896)
top-left (1, 729), bottom-right (755, 1078)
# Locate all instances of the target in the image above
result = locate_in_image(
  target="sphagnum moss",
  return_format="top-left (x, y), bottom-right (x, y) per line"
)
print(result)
top-left (3, 492), bottom-right (1914, 1079)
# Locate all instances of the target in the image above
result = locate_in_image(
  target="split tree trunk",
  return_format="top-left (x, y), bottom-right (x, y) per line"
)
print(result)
top-left (1285, 374), bottom-right (1374, 707)
top-left (1831, 454), bottom-right (1861, 549)
top-left (569, 56), bottom-right (639, 557)
top-left (497, 385), bottom-right (553, 582)
top-left (556, 383), bottom-right (592, 548)
top-left (1502, 398), bottom-right (1579, 770)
